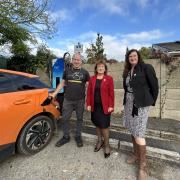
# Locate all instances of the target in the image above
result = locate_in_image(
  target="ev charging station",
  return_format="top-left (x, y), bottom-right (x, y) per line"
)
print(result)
top-left (52, 58), bottom-right (64, 93)
top-left (51, 52), bottom-right (71, 112)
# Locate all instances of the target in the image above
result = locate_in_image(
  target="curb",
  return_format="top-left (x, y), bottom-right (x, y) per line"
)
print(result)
top-left (82, 132), bottom-right (180, 164)
top-left (81, 119), bottom-right (180, 141)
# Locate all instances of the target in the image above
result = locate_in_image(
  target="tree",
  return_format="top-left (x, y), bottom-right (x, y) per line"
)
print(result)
top-left (36, 44), bottom-right (56, 76)
top-left (7, 44), bottom-right (56, 74)
top-left (0, 0), bottom-right (55, 44)
top-left (11, 42), bottom-right (30, 57)
top-left (1, 0), bottom-right (56, 72)
top-left (86, 43), bottom-right (96, 64)
top-left (86, 33), bottom-right (106, 64)
top-left (0, 19), bottom-right (31, 46)
top-left (125, 46), bottom-right (129, 59)
top-left (7, 53), bottom-right (36, 73)
top-left (139, 47), bottom-right (152, 60)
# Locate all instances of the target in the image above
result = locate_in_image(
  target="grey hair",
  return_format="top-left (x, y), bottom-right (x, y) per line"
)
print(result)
top-left (72, 53), bottom-right (84, 61)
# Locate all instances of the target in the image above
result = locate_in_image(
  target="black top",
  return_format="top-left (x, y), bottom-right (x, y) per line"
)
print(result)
top-left (123, 63), bottom-right (159, 107)
top-left (63, 67), bottom-right (90, 100)
top-left (94, 79), bottom-right (102, 103)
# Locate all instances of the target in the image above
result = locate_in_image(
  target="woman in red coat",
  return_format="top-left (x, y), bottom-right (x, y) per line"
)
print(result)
top-left (86, 60), bottom-right (114, 158)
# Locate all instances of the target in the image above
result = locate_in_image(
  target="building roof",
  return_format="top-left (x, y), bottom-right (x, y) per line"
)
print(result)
top-left (153, 41), bottom-right (180, 52)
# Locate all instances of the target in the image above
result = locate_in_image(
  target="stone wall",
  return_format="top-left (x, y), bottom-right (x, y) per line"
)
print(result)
top-left (82, 59), bottom-right (180, 121)
top-left (37, 59), bottom-right (180, 121)
top-left (163, 58), bottom-right (180, 120)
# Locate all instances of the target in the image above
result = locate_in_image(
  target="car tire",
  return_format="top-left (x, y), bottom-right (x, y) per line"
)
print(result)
top-left (17, 115), bottom-right (54, 155)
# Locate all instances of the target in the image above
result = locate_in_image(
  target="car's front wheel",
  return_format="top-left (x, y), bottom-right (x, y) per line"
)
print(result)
top-left (17, 115), bottom-right (54, 155)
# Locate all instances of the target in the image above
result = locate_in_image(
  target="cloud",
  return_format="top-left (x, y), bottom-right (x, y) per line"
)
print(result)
top-left (25, 36), bottom-right (47, 55)
top-left (78, 0), bottom-right (155, 15)
top-left (1, 29), bottom-right (171, 61)
top-left (177, 3), bottom-right (180, 10)
top-left (103, 35), bottom-right (127, 60)
top-left (104, 29), bottom-right (171, 60)
top-left (136, 0), bottom-right (149, 8)
top-left (120, 29), bottom-right (171, 42)
top-left (78, 31), bottom-right (97, 41)
top-left (103, 34), bottom-right (151, 60)
top-left (151, 0), bottom-right (180, 20)
top-left (79, 0), bottom-right (129, 15)
top-left (48, 9), bottom-right (72, 22)
top-left (49, 48), bottom-right (65, 58)
top-left (129, 18), bottom-right (139, 23)
top-left (49, 29), bottom-right (170, 61)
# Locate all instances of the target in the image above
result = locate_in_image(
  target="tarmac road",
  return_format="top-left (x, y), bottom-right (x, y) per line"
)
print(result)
top-left (0, 132), bottom-right (179, 180)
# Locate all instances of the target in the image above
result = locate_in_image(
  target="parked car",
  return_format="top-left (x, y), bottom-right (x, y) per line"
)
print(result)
top-left (0, 69), bottom-right (60, 162)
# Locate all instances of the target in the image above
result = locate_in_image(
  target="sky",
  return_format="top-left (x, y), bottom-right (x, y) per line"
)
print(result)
top-left (3, 0), bottom-right (180, 61)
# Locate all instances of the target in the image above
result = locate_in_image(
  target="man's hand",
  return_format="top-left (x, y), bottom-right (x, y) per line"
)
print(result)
top-left (87, 106), bottom-right (91, 111)
top-left (49, 80), bottom-right (65, 99)
top-left (49, 92), bottom-right (55, 98)
top-left (108, 107), bottom-right (113, 113)
top-left (51, 98), bottom-right (59, 108)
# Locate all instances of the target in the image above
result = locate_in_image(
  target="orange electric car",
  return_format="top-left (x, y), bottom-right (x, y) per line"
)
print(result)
top-left (0, 69), bottom-right (60, 162)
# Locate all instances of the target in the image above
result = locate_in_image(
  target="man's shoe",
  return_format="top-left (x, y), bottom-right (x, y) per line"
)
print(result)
top-left (75, 136), bottom-right (83, 147)
top-left (55, 136), bottom-right (70, 147)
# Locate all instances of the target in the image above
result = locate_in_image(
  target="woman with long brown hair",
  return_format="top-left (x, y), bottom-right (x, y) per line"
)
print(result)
top-left (122, 49), bottom-right (158, 180)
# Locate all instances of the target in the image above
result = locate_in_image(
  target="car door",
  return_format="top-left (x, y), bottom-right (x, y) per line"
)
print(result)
top-left (0, 73), bottom-right (38, 145)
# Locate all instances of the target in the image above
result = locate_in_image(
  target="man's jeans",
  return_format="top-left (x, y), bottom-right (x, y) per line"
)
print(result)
top-left (61, 98), bottom-right (85, 137)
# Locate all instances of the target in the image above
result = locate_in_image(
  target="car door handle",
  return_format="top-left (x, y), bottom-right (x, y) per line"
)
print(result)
top-left (14, 99), bottom-right (31, 105)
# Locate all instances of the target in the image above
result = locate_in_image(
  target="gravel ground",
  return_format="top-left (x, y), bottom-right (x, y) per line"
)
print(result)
top-left (0, 132), bottom-right (179, 180)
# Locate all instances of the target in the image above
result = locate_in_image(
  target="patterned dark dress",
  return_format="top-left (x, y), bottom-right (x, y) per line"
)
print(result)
top-left (123, 72), bottom-right (150, 138)
top-left (91, 79), bottom-right (110, 128)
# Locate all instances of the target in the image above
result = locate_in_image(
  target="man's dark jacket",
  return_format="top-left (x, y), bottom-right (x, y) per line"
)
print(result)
top-left (123, 63), bottom-right (159, 108)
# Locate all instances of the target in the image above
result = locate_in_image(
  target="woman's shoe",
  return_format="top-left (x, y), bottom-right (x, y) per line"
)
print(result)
top-left (127, 135), bottom-right (138, 164)
top-left (127, 154), bottom-right (138, 164)
top-left (104, 145), bottom-right (111, 158)
top-left (104, 152), bottom-right (110, 158)
top-left (94, 142), bottom-right (104, 152)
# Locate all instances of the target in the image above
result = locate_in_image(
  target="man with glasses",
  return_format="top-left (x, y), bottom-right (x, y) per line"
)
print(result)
top-left (50, 53), bottom-right (90, 147)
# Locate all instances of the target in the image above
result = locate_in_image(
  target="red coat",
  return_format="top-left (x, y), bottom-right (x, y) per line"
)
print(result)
top-left (86, 75), bottom-right (114, 114)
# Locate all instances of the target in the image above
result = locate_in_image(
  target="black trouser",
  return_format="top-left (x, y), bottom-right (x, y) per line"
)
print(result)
top-left (56, 93), bottom-right (64, 113)
top-left (61, 98), bottom-right (85, 137)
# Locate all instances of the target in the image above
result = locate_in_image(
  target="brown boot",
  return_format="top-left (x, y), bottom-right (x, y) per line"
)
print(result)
top-left (138, 145), bottom-right (147, 180)
top-left (127, 135), bottom-right (138, 164)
